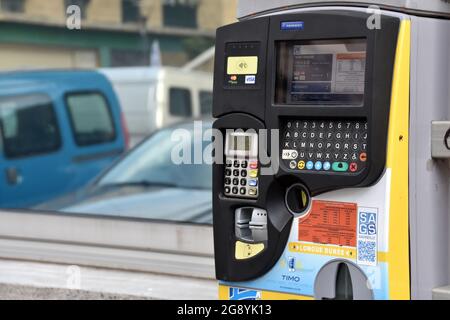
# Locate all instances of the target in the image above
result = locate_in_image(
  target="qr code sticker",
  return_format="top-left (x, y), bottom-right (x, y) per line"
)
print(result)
top-left (357, 240), bottom-right (376, 264)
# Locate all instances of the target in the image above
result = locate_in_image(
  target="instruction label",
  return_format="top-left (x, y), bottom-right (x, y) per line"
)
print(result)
top-left (298, 200), bottom-right (357, 247)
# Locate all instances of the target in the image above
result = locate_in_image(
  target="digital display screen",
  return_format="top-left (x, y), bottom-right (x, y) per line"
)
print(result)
top-left (233, 135), bottom-right (251, 151)
top-left (275, 39), bottom-right (367, 105)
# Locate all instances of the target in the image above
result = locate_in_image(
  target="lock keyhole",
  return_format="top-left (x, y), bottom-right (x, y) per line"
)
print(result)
top-left (444, 128), bottom-right (450, 150)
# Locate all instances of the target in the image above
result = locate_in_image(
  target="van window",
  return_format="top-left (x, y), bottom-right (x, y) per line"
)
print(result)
top-left (169, 88), bottom-right (192, 117)
top-left (0, 94), bottom-right (61, 159)
top-left (66, 92), bottom-right (116, 146)
top-left (199, 91), bottom-right (213, 116)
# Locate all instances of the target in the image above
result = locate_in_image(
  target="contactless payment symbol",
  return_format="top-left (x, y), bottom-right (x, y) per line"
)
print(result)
top-left (237, 61), bottom-right (248, 71)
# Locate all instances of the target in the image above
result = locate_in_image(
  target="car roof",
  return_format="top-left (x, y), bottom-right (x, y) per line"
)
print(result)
top-left (0, 69), bottom-right (112, 94)
top-left (99, 66), bottom-right (212, 82)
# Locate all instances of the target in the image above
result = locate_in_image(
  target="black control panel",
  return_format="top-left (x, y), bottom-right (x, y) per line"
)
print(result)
top-left (281, 119), bottom-right (368, 174)
top-left (212, 10), bottom-right (400, 282)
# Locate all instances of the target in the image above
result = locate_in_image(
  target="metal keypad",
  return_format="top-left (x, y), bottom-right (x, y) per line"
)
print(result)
top-left (224, 158), bottom-right (259, 198)
top-left (281, 119), bottom-right (368, 174)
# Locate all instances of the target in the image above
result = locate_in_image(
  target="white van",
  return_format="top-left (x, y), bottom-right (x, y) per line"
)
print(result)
top-left (100, 67), bottom-right (213, 147)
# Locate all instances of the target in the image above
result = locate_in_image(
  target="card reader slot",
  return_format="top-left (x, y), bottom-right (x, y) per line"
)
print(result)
top-left (235, 207), bottom-right (268, 243)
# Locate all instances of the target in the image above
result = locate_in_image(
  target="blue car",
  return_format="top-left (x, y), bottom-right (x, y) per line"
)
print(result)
top-left (0, 70), bottom-right (129, 208)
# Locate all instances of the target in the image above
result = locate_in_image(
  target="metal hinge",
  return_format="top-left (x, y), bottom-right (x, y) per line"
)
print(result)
top-left (431, 121), bottom-right (450, 158)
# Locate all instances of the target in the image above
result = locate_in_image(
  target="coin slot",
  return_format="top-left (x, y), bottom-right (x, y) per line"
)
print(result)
top-left (285, 183), bottom-right (311, 217)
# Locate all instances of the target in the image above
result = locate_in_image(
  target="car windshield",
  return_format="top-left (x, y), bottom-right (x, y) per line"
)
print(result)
top-left (97, 124), bottom-right (212, 190)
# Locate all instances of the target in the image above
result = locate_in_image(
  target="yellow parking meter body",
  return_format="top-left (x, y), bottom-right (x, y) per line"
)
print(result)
top-left (212, 0), bottom-right (450, 300)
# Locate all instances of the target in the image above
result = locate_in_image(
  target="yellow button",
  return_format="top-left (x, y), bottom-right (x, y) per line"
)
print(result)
top-left (298, 160), bottom-right (305, 170)
top-left (249, 188), bottom-right (257, 196)
top-left (235, 241), bottom-right (265, 260)
top-left (227, 56), bottom-right (258, 75)
top-left (249, 170), bottom-right (258, 178)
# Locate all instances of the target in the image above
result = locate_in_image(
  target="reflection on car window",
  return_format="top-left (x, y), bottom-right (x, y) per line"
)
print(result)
top-left (66, 92), bottom-right (116, 146)
top-left (0, 94), bottom-right (60, 158)
top-left (98, 124), bottom-right (211, 190)
top-left (199, 91), bottom-right (213, 116)
top-left (169, 87), bottom-right (192, 117)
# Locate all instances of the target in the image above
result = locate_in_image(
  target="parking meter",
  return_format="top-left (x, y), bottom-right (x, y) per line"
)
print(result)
top-left (212, 0), bottom-right (450, 300)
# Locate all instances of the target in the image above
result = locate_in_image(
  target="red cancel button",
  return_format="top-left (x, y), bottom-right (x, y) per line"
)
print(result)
top-left (350, 162), bottom-right (358, 172)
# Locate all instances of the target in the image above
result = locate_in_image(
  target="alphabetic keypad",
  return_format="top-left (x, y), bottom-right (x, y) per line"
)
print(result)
top-left (281, 119), bottom-right (368, 174)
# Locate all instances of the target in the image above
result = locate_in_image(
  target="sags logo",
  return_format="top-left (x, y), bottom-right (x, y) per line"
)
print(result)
top-left (359, 211), bottom-right (377, 235)
top-left (229, 288), bottom-right (261, 300)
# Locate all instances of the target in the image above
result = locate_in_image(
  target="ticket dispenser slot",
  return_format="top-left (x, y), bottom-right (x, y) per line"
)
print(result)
top-left (213, 10), bottom-right (401, 286)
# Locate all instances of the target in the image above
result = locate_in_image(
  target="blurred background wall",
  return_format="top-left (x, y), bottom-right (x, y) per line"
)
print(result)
top-left (0, 0), bottom-right (238, 71)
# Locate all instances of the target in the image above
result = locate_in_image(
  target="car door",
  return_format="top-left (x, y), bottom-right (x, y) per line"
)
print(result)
top-left (62, 90), bottom-right (125, 192)
top-left (0, 92), bottom-right (65, 208)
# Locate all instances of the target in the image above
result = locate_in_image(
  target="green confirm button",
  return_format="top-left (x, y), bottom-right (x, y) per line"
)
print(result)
top-left (332, 162), bottom-right (349, 172)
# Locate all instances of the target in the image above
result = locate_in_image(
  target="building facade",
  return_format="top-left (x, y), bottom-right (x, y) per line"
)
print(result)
top-left (0, 0), bottom-right (237, 70)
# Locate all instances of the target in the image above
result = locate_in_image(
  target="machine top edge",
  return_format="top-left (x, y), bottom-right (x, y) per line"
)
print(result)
top-left (237, 0), bottom-right (450, 20)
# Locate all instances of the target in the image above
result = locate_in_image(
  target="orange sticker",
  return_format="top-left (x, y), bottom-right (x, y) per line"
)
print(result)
top-left (299, 200), bottom-right (357, 247)
top-left (336, 52), bottom-right (366, 60)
